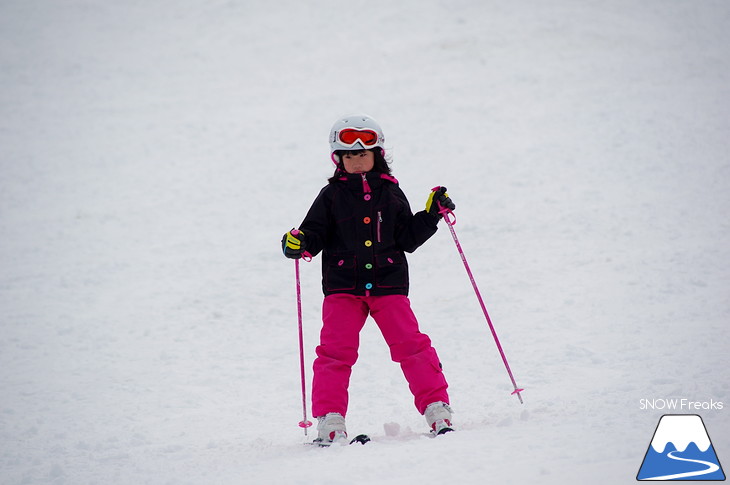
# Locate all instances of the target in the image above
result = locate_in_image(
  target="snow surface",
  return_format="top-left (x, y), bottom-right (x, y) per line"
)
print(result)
top-left (1, 1), bottom-right (729, 484)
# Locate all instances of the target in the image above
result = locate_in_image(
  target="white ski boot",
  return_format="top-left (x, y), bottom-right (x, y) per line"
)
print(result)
top-left (315, 412), bottom-right (347, 444)
top-left (425, 401), bottom-right (454, 435)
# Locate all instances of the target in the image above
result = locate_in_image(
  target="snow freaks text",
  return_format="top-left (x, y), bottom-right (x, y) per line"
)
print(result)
top-left (639, 399), bottom-right (724, 411)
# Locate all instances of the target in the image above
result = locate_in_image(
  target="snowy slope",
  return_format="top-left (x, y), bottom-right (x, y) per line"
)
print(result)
top-left (1, 1), bottom-right (729, 484)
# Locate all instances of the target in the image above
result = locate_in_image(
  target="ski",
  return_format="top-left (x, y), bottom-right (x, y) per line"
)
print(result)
top-left (306, 434), bottom-right (371, 447)
top-left (350, 434), bottom-right (371, 445)
top-left (305, 428), bottom-right (453, 446)
top-left (433, 426), bottom-right (454, 436)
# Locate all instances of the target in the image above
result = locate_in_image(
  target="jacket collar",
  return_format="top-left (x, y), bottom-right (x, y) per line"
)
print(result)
top-left (337, 171), bottom-right (399, 193)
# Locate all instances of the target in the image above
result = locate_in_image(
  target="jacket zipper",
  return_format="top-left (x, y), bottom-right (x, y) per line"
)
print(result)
top-left (377, 211), bottom-right (382, 243)
top-left (361, 173), bottom-right (371, 193)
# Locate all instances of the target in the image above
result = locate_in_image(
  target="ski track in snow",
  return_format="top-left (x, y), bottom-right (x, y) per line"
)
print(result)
top-left (1, 1), bottom-right (729, 484)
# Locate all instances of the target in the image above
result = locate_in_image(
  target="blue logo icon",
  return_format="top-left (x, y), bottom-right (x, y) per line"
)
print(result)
top-left (637, 414), bottom-right (725, 481)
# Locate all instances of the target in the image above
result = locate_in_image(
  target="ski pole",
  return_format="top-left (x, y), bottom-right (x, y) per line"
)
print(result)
top-left (291, 230), bottom-right (313, 434)
top-left (434, 189), bottom-right (525, 404)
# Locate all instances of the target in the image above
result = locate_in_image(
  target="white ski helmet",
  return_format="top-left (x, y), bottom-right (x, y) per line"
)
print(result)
top-left (329, 114), bottom-right (385, 164)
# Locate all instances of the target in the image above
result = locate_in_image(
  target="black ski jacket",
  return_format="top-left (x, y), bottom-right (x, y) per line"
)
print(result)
top-left (298, 171), bottom-right (440, 297)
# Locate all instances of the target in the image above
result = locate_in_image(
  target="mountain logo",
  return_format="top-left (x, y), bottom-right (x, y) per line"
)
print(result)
top-left (637, 414), bottom-right (725, 481)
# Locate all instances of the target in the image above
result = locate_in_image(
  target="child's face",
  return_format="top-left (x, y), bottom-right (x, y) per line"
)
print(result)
top-left (342, 150), bottom-right (375, 174)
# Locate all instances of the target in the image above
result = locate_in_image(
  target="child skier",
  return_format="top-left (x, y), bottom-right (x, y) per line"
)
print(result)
top-left (282, 114), bottom-right (455, 444)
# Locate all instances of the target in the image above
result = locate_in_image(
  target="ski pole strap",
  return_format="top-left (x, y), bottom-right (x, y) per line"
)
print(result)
top-left (431, 186), bottom-right (456, 226)
top-left (436, 201), bottom-right (456, 226)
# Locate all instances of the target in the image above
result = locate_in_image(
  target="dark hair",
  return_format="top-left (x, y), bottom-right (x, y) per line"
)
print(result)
top-left (328, 148), bottom-right (391, 183)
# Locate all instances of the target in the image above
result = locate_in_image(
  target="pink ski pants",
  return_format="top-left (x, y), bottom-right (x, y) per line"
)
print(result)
top-left (311, 293), bottom-right (449, 418)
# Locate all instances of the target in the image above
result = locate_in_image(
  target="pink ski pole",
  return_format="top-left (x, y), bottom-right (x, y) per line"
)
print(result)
top-left (291, 230), bottom-right (313, 434)
top-left (435, 190), bottom-right (525, 404)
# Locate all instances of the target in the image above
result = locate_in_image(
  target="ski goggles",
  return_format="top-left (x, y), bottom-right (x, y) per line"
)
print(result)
top-left (334, 128), bottom-right (380, 148)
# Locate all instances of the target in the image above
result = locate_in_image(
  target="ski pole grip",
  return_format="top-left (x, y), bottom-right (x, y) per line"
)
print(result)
top-left (289, 229), bottom-right (312, 262)
top-left (430, 187), bottom-right (455, 226)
